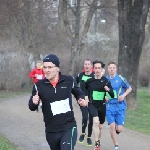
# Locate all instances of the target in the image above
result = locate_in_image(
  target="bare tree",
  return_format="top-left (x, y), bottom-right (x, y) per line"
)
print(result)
top-left (60, 0), bottom-right (98, 75)
top-left (118, 0), bottom-right (150, 109)
top-left (0, 0), bottom-right (58, 90)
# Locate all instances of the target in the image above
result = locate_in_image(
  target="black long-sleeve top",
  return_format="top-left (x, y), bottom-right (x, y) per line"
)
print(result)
top-left (85, 76), bottom-right (114, 107)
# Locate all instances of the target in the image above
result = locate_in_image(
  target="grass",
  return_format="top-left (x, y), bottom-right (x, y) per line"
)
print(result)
top-left (0, 85), bottom-right (32, 99)
top-left (0, 136), bottom-right (21, 150)
top-left (0, 90), bottom-right (30, 99)
top-left (125, 87), bottom-right (150, 135)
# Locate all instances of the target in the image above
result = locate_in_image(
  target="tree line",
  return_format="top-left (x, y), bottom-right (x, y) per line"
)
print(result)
top-left (0, 0), bottom-right (150, 109)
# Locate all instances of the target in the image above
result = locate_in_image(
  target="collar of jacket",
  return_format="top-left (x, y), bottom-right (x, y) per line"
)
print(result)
top-left (44, 72), bottom-right (65, 84)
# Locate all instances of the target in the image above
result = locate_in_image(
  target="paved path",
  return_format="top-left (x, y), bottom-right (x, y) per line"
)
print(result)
top-left (0, 95), bottom-right (150, 150)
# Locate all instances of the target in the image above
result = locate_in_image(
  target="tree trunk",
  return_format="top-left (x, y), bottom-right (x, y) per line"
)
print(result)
top-left (148, 76), bottom-right (150, 96)
top-left (118, 0), bottom-right (150, 109)
top-left (62, 0), bottom-right (98, 76)
top-left (68, 0), bottom-right (81, 75)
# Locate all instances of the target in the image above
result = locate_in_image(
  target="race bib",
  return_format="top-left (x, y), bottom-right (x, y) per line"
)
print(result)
top-left (36, 75), bottom-right (42, 79)
top-left (92, 91), bottom-right (105, 100)
top-left (50, 98), bottom-right (71, 116)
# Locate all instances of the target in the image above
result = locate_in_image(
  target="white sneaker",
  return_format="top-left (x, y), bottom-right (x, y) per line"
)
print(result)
top-left (114, 146), bottom-right (120, 150)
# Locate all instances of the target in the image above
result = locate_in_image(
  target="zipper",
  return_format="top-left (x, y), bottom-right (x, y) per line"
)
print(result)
top-left (54, 87), bottom-right (56, 93)
top-left (45, 78), bottom-right (65, 94)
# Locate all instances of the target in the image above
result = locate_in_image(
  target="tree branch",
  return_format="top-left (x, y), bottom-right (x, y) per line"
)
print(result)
top-left (139, 0), bottom-right (150, 46)
top-left (79, 0), bottom-right (98, 52)
top-left (62, 0), bottom-right (73, 38)
top-left (67, 2), bottom-right (76, 16)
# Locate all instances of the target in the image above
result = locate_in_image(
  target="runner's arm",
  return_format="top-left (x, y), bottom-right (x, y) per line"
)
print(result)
top-left (105, 80), bottom-right (114, 98)
top-left (71, 78), bottom-right (85, 100)
top-left (28, 85), bottom-right (40, 111)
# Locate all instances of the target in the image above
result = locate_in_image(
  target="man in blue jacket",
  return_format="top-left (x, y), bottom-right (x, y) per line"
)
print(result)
top-left (106, 61), bottom-right (132, 150)
top-left (28, 54), bottom-right (87, 150)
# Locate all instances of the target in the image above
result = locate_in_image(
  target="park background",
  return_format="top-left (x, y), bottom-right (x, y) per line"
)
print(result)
top-left (0, 1), bottom-right (150, 149)
top-left (0, 1), bottom-right (150, 112)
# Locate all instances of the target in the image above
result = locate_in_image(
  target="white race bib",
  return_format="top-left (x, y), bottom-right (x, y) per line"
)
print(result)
top-left (50, 98), bottom-right (71, 116)
top-left (36, 75), bottom-right (42, 79)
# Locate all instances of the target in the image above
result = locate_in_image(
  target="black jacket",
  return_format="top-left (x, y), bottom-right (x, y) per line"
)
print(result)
top-left (28, 74), bottom-right (84, 132)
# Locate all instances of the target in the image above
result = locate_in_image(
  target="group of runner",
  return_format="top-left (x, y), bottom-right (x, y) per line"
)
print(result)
top-left (76, 59), bottom-right (132, 150)
top-left (28, 54), bottom-right (132, 150)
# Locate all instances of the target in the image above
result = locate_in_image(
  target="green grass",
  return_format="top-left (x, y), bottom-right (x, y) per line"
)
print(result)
top-left (0, 136), bottom-right (21, 150)
top-left (0, 84), bottom-right (32, 99)
top-left (0, 89), bottom-right (30, 99)
top-left (125, 87), bottom-right (150, 135)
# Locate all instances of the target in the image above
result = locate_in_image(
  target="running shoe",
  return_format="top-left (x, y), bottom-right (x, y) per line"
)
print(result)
top-left (94, 145), bottom-right (100, 150)
top-left (87, 137), bottom-right (92, 146)
top-left (94, 140), bottom-right (100, 150)
top-left (78, 133), bottom-right (86, 143)
top-left (114, 145), bottom-right (120, 150)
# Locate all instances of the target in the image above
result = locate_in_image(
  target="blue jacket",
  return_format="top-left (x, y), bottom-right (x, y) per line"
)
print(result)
top-left (106, 74), bottom-right (131, 110)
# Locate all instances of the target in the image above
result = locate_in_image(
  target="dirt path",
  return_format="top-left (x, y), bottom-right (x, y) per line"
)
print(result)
top-left (0, 95), bottom-right (150, 150)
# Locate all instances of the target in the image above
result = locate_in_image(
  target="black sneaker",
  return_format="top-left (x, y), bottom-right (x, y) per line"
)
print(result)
top-left (78, 133), bottom-right (86, 143)
top-left (87, 137), bottom-right (92, 146)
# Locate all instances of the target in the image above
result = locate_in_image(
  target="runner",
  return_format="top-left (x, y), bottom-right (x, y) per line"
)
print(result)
top-left (29, 61), bottom-right (44, 84)
top-left (29, 60), bottom-right (45, 111)
top-left (85, 60), bottom-right (114, 150)
top-left (105, 61), bottom-right (132, 150)
top-left (28, 54), bottom-right (87, 150)
top-left (76, 59), bottom-right (94, 146)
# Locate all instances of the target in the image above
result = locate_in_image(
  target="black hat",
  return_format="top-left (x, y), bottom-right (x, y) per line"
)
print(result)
top-left (43, 54), bottom-right (60, 67)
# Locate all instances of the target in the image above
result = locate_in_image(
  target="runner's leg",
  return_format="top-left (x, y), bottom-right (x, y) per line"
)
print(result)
top-left (60, 127), bottom-right (77, 150)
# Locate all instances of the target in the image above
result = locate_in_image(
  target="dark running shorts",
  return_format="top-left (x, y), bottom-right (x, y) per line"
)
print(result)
top-left (88, 102), bottom-right (106, 124)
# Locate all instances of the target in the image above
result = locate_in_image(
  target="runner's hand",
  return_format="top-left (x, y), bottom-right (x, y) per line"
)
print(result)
top-left (105, 96), bottom-right (109, 102)
top-left (118, 94), bottom-right (125, 101)
top-left (104, 85), bottom-right (110, 91)
top-left (32, 92), bottom-right (39, 105)
top-left (85, 96), bottom-right (89, 107)
top-left (78, 98), bottom-right (87, 107)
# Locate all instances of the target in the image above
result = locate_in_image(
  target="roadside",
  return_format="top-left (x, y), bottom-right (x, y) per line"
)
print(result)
top-left (0, 95), bottom-right (150, 150)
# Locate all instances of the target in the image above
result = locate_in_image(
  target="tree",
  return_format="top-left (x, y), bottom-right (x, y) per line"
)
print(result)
top-left (148, 12), bottom-right (150, 96)
top-left (61, 0), bottom-right (98, 75)
top-left (118, 0), bottom-right (150, 109)
top-left (0, 0), bottom-right (57, 90)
